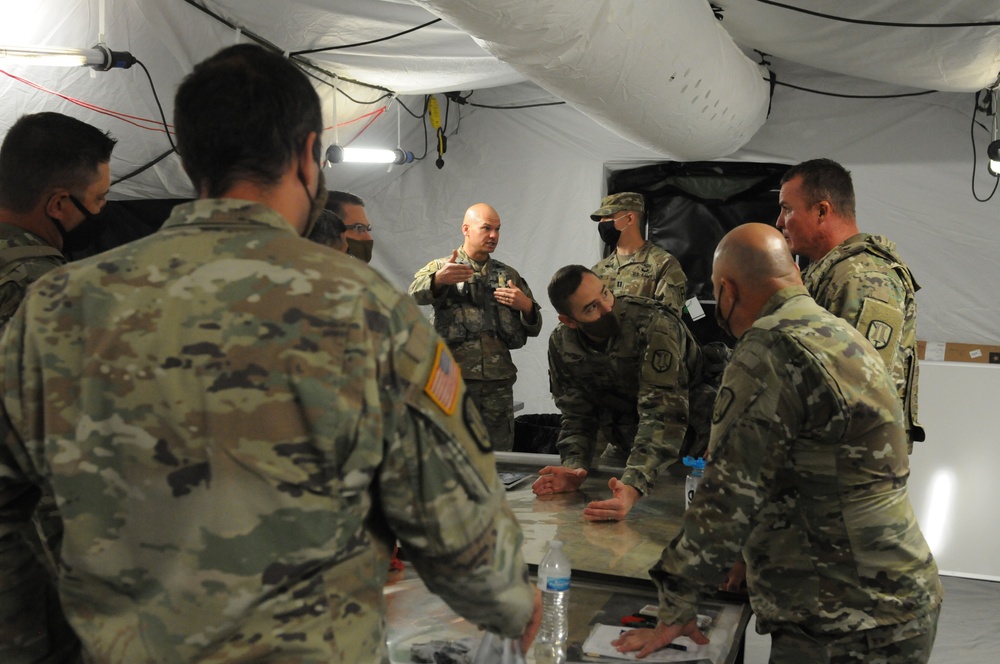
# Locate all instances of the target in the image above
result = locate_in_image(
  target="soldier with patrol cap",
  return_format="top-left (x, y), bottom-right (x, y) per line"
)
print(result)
top-left (591, 191), bottom-right (688, 316)
top-left (409, 203), bottom-right (542, 451)
top-left (0, 44), bottom-right (540, 662)
top-left (614, 223), bottom-right (941, 662)
top-left (532, 265), bottom-right (700, 522)
top-left (776, 158), bottom-right (924, 451)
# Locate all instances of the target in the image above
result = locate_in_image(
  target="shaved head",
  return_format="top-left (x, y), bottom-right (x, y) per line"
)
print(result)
top-left (712, 223), bottom-right (802, 337)
top-left (464, 203), bottom-right (499, 225)
top-left (714, 223), bottom-right (800, 290)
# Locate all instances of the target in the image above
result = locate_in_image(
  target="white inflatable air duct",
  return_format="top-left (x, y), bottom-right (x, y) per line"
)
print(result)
top-left (410, 0), bottom-right (770, 159)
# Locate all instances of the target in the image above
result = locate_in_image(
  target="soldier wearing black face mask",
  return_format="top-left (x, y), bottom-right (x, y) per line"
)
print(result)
top-left (590, 192), bottom-right (687, 316)
top-left (324, 190), bottom-right (374, 263)
top-left (534, 264), bottom-right (701, 523)
top-left (0, 112), bottom-right (115, 621)
top-left (0, 112), bottom-right (116, 329)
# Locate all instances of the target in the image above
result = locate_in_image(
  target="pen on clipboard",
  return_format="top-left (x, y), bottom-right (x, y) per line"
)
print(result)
top-left (617, 628), bottom-right (688, 652)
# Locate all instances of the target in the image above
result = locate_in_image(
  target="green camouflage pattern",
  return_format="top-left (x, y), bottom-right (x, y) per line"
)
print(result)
top-left (769, 603), bottom-right (939, 664)
top-left (464, 377), bottom-right (516, 452)
top-left (0, 223), bottom-right (65, 328)
top-left (409, 247), bottom-right (542, 381)
top-left (0, 199), bottom-right (534, 663)
top-left (589, 191), bottom-right (645, 220)
top-left (648, 286), bottom-right (942, 641)
top-left (0, 224), bottom-right (67, 596)
top-left (592, 243), bottom-right (687, 315)
top-left (802, 233), bottom-right (923, 447)
top-left (548, 295), bottom-right (699, 496)
top-left (409, 247), bottom-right (541, 451)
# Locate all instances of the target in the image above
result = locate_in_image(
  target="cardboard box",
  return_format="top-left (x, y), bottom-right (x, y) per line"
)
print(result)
top-left (917, 340), bottom-right (1000, 364)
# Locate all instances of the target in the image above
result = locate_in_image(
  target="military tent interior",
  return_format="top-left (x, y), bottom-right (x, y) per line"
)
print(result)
top-left (2, 1), bottom-right (999, 661)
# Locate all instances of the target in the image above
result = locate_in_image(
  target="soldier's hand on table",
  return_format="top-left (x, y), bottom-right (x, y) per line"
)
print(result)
top-left (612, 618), bottom-right (708, 659)
top-left (494, 280), bottom-right (529, 313)
top-left (582, 477), bottom-right (639, 522)
top-left (532, 466), bottom-right (586, 495)
top-left (434, 250), bottom-right (474, 285)
top-left (520, 587), bottom-right (543, 653)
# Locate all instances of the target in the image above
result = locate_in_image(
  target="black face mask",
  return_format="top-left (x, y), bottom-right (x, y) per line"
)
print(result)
top-left (597, 220), bottom-right (621, 246)
top-left (68, 195), bottom-right (102, 224)
top-left (714, 283), bottom-right (738, 339)
top-left (574, 309), bottom-right (620, 341)
top-left (55, 195), bottom-right (105, 254)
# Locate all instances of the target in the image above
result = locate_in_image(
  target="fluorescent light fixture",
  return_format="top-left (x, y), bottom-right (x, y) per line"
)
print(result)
top-left (325, 145), bottom-right (414, 165)
top-left (0, 44), bottom-right (135, 70)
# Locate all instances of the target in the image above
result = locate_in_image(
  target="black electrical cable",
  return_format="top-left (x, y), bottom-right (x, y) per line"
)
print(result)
top-left (107, 59), bottom-right (178, 186)
top-left (110, 148), bottom-right (175, 187)
top-left (465, 100), bottom-right (566, 109)
top-left (135, 59), bottom-right (176, 152)
top-left (754, 0), bottom-right (1000, 28)
top-left (179, 0), bottom-right (392, 100)
top-left (396, 96), bottom-right (427, 119)
top-left (970, 91), bottom-right (999, 202)
top-left (291, 18), bottom-right (442, 56)
top-left (335, 88), bottom-right (394, 106)
top-left (771, 78), bottom-right (937, 99)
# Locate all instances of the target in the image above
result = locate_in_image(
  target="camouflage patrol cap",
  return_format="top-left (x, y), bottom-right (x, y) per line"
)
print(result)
top-left (590, 192), bottom-right (645, 221)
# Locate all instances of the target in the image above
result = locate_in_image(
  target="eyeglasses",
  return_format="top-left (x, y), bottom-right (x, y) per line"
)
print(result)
top-left (345, 223), bottom-right (372, 233)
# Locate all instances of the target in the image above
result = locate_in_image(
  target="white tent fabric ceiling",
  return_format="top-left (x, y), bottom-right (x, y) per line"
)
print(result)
top-left (1, 2), bottom-right (1000, 353)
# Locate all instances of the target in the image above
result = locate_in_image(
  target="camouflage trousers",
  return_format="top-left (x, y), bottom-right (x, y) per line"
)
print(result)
top-left (768, 604), bottom-right (940, 664)
top-left (465, 377), bottom-right (515, 452)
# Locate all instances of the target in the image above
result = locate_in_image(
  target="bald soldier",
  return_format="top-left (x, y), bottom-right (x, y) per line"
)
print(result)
top-left (590, 192), bottom-right (687, 315)
top-left (777, 159), bottom-right (923, 450)
top-left (409, 204), bottom-right (542, 451)
top-left (614, 224), bottom-right (941, 663)
top-left (0, 44), bottom-right (540, 662)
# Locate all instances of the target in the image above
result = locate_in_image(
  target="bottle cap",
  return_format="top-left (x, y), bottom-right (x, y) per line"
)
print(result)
top-left (682, 456), bottom-right (706, 470)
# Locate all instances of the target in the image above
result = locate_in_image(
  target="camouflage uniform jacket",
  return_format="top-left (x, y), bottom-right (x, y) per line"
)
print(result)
top-left (591, 242), bottom-right (687, 315)
top-left (0, 199), bottom-right (534, 663)
top-left (648, 286), bottom-right (942, 638)
top-left (409, 247), bottom-right (542, 381)
top-left (548, 295), bottom-right (699, 496)
top-left (803, 233), bottom-right (923, 446)
top-left (0, 223), bottom-right (65, 328)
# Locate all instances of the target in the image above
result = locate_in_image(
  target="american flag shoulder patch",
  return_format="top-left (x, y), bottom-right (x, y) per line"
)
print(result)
top-left (424, 341), bottom-right (460, 415)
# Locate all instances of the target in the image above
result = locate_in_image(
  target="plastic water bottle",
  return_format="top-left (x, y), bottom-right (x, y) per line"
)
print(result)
top-left (683, 456), bottom-right (706, 510)
top-left (534, 540), bottom-right (571, 664)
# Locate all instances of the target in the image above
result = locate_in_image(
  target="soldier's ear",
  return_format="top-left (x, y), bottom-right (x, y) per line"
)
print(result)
top-left (558, 313), bottom-right (577, 329)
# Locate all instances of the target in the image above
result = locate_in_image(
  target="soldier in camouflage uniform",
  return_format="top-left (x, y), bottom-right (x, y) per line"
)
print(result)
top-left (0, 112), bottom-right (115, 588)
top-left (590, 192), bottom-right (688, 315)
top-left (0, 44), bottom-right (540, 663)
top-left (409, 204), bottom-right (542, 451)
top-left (777, 158), bottom-right (924, 450)
top-left (532, 265), bottom-right (700, 522)
top-left (614, 224), bottom-right (941, 663)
